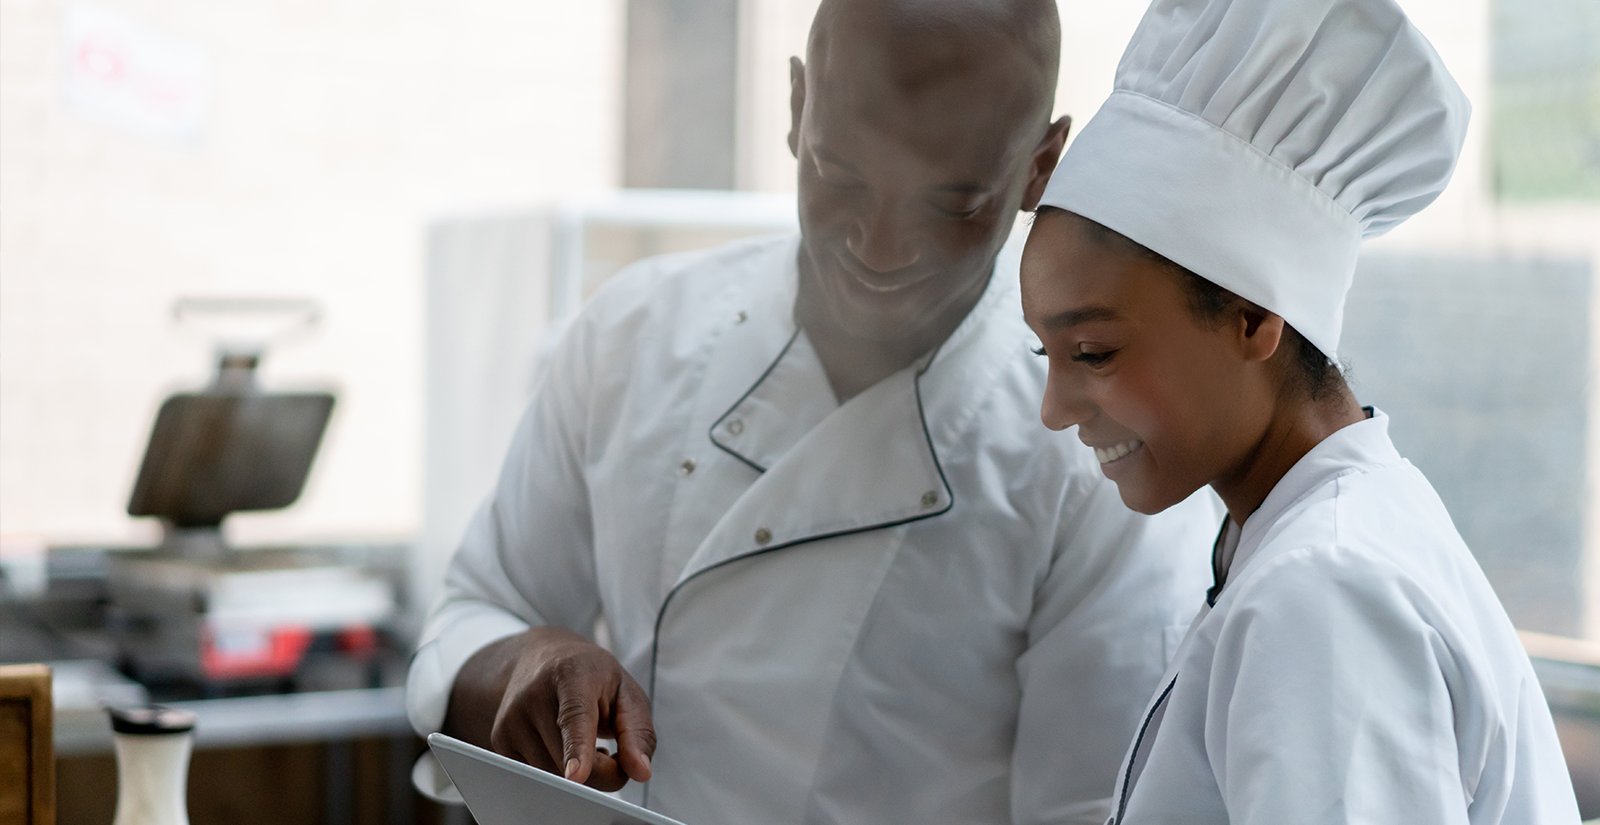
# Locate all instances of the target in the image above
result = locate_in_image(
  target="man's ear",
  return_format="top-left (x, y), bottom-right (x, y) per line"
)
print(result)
top-left (788, 57), bottom-right (806, 159)
top-left (1020, 115), bottom-right (1073, 211)
top-left (1237, 307), bottom-right (1286, 363)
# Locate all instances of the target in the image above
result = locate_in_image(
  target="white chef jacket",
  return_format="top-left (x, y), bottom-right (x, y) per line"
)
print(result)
top-left (407, 233), bottom-right (1222, 825)
top-left (1109, 410), bottom-right (1580, 824)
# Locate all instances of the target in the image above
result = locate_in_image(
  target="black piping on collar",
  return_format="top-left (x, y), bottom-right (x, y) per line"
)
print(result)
top-left (707, 327), bottom-right (803, 474)
top-left (1205, 517), bottom-right (1230, 608)
top-left (639, 356), bottom-right (954, 810)
top-left (1204, 405), bottom-right (1376, 609)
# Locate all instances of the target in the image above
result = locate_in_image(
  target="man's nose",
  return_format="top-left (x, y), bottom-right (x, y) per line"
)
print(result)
top-left (847, 201), bottom-right (919, 272)
top-left (1039, 366), bottom-right (1094, 432)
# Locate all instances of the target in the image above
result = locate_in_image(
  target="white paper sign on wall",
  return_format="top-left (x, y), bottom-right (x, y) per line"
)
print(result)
top-left (61, 2), bottom-right (208, 144)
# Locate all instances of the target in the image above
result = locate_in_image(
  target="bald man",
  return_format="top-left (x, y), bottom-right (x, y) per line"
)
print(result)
top-left (406, 2), bottom-right (1220, 823)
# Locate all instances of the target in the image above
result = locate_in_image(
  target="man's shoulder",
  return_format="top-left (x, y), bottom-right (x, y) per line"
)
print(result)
top-left (938, 374), bottom-right (1110, 513)
top-left (938, 317), bottom-right (1100, 479)
top-left (583, 232), bottom-right (796, 328)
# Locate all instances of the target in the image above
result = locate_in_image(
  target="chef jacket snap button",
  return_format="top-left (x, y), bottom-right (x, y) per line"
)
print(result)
top-left (754, 527), bottom-right (772, 545)
top-left (680, 459), bottom-right (696, 476)
top-left (726, 418), bottom-right (744, 436)
top-left (735, 310), bottom-right (748, 324)
top-left (921, 490), bottom-right (939, 509)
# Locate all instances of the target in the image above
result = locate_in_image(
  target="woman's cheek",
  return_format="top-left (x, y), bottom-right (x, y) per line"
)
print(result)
top-left (1098, 366), bottom-right (1163, 432)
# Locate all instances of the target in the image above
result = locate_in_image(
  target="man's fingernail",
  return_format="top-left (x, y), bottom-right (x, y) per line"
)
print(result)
top-left (565, 758), bottom-right (579, 779)
top-left (641, 753), bottom-right (651, 771)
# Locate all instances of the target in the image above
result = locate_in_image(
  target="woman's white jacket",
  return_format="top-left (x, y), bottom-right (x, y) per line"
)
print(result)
top-left (1108, 411), bottom-right (1579, 824)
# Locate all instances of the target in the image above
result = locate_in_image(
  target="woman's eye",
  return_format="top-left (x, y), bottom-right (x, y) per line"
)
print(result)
top-left (1070, 349), bottom-right (1116, 367)
top-left (1030, 345), bottom-right (1047, 357)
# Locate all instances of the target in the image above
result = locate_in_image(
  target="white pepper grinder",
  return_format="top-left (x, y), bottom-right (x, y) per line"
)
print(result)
top-left (108, 705), bottom-right (198, 825)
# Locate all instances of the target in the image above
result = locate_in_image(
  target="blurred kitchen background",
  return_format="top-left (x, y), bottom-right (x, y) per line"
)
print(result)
top-left (1, 0), bottom-right (1597, 822)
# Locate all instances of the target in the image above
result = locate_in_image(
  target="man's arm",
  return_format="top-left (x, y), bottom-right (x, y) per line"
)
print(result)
top-left (407, 300), bottom-right (657, 791)
top-left (1010, 475), bottom-right (1217, 825)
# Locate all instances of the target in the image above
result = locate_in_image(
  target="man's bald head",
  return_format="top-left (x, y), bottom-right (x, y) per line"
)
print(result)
top-left (786, 0), bottom-right (1072, 371)
top-left (806, 0), bottom-right (1061, 129)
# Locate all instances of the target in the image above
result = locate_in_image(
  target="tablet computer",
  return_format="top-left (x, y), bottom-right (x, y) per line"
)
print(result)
top-left (427, 733), bottom-right (686, 825)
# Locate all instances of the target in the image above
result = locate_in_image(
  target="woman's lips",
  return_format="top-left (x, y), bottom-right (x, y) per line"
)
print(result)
top-left (1092, 439), bottom-right (1144, 465)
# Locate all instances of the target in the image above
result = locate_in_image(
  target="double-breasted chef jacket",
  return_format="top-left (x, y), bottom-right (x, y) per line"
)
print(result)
top-left (407, 233), bottom-right (1223, 825)
top-left (1108, 410), bottom-right (1580, 824)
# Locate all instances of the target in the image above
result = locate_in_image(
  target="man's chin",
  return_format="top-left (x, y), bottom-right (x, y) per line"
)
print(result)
top-left (827, 302), bottom-right (933, 343)
top-left (807, 275), bottom-right (919, 337)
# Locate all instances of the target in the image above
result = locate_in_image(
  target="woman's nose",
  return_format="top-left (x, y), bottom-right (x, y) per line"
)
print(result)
top-left (847, 202), bottom-right (919, 272)
top-left (1040, 366), bottom-right (1094, 432)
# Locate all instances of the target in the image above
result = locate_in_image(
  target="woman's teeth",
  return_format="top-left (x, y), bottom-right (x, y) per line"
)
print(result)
top-left (1094, 440), bottom-right (1144, 465)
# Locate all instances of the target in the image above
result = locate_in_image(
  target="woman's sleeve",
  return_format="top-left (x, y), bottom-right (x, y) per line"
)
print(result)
top-left (1207, 546), bottom-right (1473, 825)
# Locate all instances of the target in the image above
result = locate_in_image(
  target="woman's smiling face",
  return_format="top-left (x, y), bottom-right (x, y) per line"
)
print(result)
top-left (1020, 209), bottom-right (1278, 515)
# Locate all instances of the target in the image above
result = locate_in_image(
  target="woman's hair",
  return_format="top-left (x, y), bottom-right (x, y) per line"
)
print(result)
top-left (1175, 268), bottom-right (1346, 402)
top-left (1048, 207), bottom-right (1347, 403)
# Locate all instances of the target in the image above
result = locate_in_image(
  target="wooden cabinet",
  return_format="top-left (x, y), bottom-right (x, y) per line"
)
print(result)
top-left (0, 663), bottom-right (54, 825)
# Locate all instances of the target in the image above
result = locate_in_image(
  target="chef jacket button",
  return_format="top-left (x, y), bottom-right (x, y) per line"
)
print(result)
top-left (754, 527), bottom-right (772, 545)
top-left (921, 490), bottom-right (939, 509)
top-left (680, 459), bottom-right (696, 476)
top-left (726, 418), bottom-right (744, 436)
top-left (735, 310), bottom-right (748, 324)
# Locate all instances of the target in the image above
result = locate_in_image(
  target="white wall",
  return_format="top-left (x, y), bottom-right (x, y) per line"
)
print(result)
top-left (5, 0), bottom-right (1595, 635)
top-left (0, 0), bottom-right (623, 547)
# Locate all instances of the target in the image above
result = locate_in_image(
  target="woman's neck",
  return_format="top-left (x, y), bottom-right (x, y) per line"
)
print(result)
top-left (1211, 389), bottom-right (1365, 525)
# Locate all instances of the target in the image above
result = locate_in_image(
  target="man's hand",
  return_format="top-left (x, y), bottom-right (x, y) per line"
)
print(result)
top-left (442, 626), bottom-right (656, 791)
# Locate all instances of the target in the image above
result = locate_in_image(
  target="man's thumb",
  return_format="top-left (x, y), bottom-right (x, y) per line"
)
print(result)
top-left (613, 683), bottom-right (657, 782)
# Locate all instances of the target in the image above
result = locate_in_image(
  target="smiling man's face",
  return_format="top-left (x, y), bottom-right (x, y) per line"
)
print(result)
top-left (789, 2), bottom-right (1059, 344)
top-left (1020, 209), bottom-right (1277, 514)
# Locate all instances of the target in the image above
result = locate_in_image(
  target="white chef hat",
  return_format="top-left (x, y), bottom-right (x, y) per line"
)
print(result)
top-left (1039, 0), bottom-right (1471, 357)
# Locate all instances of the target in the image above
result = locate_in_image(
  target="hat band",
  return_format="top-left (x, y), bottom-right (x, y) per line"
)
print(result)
top-left (1041, 91), bottom-right (1361, 358)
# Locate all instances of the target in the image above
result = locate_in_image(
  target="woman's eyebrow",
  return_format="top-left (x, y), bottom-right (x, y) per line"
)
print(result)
top-left (1041, 305), bottom-right (1121, 331)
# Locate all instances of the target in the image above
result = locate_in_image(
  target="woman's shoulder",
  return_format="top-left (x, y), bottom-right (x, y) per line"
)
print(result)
top-left (1219, 470), bottom-right (1525, 689)
top-left (1249, 458), bottom-right (1471, 590)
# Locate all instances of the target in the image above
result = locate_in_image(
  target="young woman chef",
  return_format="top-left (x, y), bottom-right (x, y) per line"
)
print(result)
top-left (1019, 0), bottom-right (1584, 820)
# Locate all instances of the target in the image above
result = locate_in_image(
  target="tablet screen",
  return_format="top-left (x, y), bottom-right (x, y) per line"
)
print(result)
top-left (428, 733), bottom-right (687, 825)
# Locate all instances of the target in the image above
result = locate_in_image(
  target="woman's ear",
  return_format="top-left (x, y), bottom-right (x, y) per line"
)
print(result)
top-left (1236, 306), bottom-right (1286, 363)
